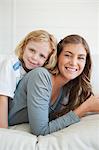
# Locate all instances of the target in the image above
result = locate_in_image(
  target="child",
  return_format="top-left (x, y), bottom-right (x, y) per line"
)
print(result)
top-left (0, 29), bottom-right (57, 128)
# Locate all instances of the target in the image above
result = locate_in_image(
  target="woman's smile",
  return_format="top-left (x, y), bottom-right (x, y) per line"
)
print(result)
top-left (65, 66), bottom-right (77, 72)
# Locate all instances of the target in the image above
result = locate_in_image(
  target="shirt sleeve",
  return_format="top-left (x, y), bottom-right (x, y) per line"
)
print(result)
top-left (26, 67), bottom-right (80, 136)
top-left (0, 58), bottom-right (17, 98)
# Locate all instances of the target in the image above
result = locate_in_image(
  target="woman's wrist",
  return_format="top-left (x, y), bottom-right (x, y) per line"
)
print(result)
top-left (73, 102), bottom-right (89, 118)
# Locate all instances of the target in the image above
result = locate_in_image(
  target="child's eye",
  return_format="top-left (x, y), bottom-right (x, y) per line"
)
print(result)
top-left (40, 54), bottom-right (46, 59)
top-left (29, 48), bottom-right (35, 52)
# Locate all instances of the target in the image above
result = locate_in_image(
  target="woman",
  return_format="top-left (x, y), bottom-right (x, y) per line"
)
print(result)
top-left (8, 34), bottom-right (99, 135)
top-left (0, 29), bottom-right (57, 128)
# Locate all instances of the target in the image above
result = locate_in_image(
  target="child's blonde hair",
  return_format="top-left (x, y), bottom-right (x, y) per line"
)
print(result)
top-left (15, 30), bottom-right (57, 70)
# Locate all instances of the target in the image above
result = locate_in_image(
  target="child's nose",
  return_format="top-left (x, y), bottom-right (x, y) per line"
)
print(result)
top-left (32, 54), bottom-right (38, 60)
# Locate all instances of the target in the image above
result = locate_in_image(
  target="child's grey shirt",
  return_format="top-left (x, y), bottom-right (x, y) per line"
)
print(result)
top-left (9, 67), bottom-right (80, 136)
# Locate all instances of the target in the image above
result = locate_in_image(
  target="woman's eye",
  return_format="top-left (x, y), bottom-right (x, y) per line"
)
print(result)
top-left (64, 54), bottom-right (71, 57)
top-left (78, 57), bottom-right (85, 60)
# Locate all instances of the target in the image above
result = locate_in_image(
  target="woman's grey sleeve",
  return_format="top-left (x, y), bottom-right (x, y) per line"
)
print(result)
top-left (26, 67), bottom-right (80, 136)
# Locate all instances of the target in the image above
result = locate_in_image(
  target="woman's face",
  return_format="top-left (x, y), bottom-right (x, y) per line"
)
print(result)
top-left (58, 43), bottom-right (87, 82)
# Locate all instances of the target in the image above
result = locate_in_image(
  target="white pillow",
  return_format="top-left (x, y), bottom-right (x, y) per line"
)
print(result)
top-left (0, 128), bottom-right (37, 150)
top-left (37, 114), bottom-right (99, 150)
top-left (9, 123), bottom-right (31, 133)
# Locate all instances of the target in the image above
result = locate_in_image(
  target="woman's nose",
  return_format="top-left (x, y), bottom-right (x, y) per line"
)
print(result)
top-left (70, 57), bottom-right (78, 66)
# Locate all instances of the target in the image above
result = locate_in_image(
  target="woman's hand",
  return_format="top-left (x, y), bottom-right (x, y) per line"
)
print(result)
top-left (74, 95), bottom-right (99, 118)
top-left (84, 95), bottom-right (99, 112)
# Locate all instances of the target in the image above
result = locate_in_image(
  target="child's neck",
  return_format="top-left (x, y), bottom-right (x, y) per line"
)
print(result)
top-left (19, 59), bottom-right (30, 73)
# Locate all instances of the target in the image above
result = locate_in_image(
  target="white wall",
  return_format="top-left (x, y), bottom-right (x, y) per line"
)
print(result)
top-left (0, 0), bottom-right (13, 54)
top-left (0, 0), bottom-right (99, 55)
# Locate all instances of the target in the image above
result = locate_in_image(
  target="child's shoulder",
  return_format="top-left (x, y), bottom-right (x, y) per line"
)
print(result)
top-left (32, 67), bottom-right (49, 75)
top-left (28, 67), bottom-right (51, 80)
top-left (6, 53), bottom-right (19, 63)
top-left (2, 54), bottom-right (21, 70)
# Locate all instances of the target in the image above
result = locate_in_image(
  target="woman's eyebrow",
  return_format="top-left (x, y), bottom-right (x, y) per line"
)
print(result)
top-left (64, 51), bottom-right (72, 54)
top-left (64, 51), bottom-right (86, 56)
top-left (78, 54), bottom-right (86, 57)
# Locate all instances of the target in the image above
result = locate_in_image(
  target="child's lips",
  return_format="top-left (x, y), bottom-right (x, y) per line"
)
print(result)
top-left (28, 60), bottom-right (38, 67)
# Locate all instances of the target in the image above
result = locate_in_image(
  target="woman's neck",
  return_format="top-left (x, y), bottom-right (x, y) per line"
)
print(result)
top-left (51, 74), bottom-right (69, 89)
top-left (51, 74), bottom-right (69, 104)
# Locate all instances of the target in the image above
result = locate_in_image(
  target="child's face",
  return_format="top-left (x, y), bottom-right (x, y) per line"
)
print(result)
top-left (58, 43), bottom-right (87, 82)
top-left (22, 40), bottom-right (52, 70)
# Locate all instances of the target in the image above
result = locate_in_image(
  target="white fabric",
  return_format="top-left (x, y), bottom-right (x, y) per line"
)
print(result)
top-left (0, 128), bottom-right (37, 150)
top-left (38, 114), bottom-right (99, 150)
top-left (0, 54), bottom-right (26, 98)
top-left (9, 123), bottom-right (31, 133)
top-left (0, 114), bottom-right (99, 150)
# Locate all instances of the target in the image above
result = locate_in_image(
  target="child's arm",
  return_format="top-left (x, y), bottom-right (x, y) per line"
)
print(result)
top-left (0, 95), bottom-right (8, 128)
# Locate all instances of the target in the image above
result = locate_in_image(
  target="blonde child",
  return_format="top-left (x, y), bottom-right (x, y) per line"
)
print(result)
top-left (0, 30), bottom-right (57, 128)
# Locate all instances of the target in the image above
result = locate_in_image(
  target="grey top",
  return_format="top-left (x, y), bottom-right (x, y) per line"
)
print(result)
top-left (9, 67), bottom-right (80, 136)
